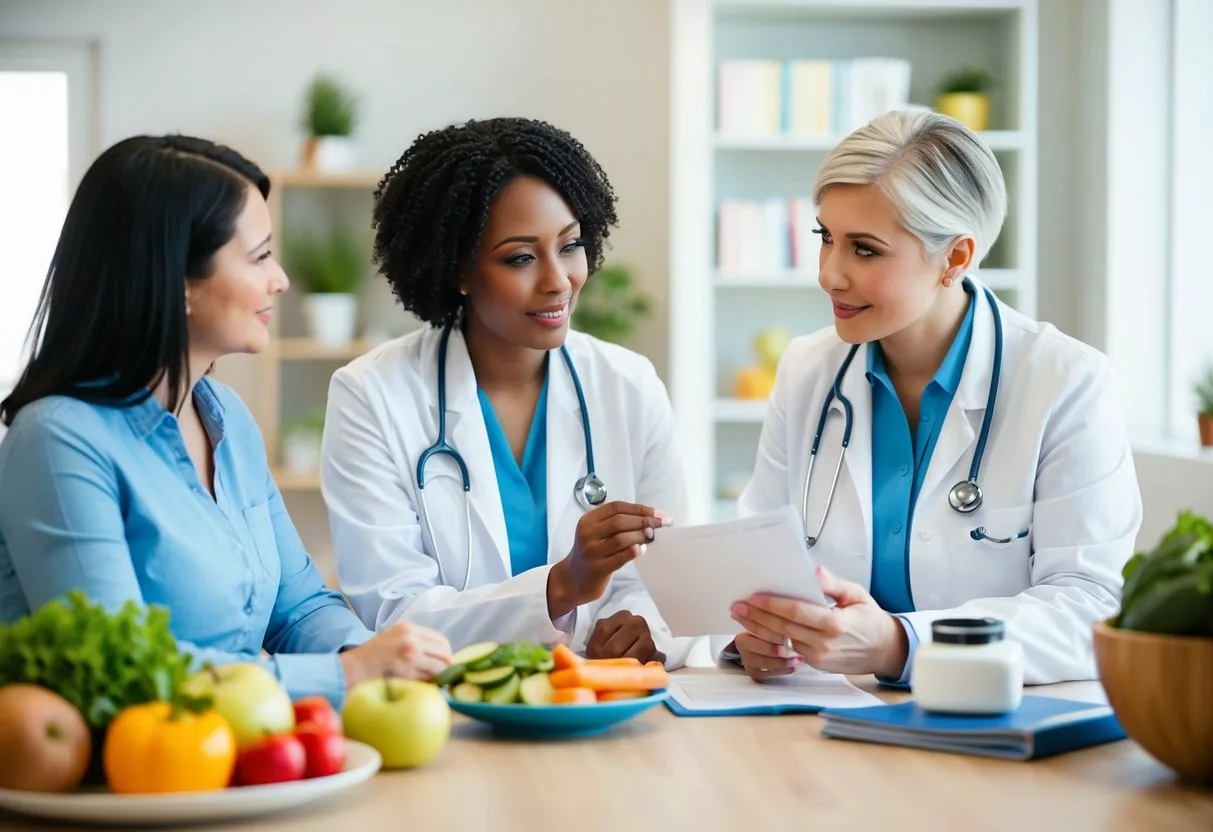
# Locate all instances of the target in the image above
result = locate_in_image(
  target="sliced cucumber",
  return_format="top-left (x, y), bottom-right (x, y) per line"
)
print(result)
top-left (464, 666), bottom-right (516, 688)
top-left (434, 663), bottom-right (466, 688)
top-left (450, 641), bottom-right (500, 666)
top-left (484, 673), bottom-right (522, 704)
top-left (535, 657), bottom-right (555, 673)
top-left (519, 672), bottom-right (554, 705)
top-left (451, 682), bottom-right (483, 703)
top-left (468, 658), bottom-right (495, 672)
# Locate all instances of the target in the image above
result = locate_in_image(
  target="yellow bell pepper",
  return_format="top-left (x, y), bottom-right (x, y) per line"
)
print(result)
top-left (103, 701), bottom-right (236, 794)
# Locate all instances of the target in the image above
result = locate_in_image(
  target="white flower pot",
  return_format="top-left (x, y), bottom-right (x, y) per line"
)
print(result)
top-left (313, 136), bottom-right (357, 173)
top-left (281, 432), bottom-right (322, 475)
top-left (302, 293), bottom-right (358, 347)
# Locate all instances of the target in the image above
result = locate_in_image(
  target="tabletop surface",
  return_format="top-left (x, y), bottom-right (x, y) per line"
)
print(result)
top-left (2, 671), bottom-right (1211, 832)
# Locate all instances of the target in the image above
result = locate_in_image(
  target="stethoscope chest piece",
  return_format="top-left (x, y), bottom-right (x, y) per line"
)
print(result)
top-left (948, 479), bottom-right (984, 514)
top-left (576, 474), bottom-right (608, 512)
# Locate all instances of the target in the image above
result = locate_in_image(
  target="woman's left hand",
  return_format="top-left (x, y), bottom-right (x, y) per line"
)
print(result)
top-left (730, 565), bottom-right (908, 678)
top-left (586, 611), bottom-right (666, 665)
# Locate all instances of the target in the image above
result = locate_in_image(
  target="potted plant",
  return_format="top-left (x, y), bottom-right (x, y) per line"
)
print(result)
top-left (300, 73), bottom-right (360, 172)
top-left (286, 228), bottom-right (366, 347)
top-left (935, 67), bottom-right (993, 132)
top-left (1194, 363), bottom-right (1213, 446)
top-left (1092, 510), bottom-right (1213, 782)
top-left (280, 408), bottom-right (326, 475)
top-left (571, 264), bottom-right (653, 345)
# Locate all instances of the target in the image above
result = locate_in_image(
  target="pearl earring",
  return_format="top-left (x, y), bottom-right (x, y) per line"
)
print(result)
top-left (942, 275), bottom-right (954, 288)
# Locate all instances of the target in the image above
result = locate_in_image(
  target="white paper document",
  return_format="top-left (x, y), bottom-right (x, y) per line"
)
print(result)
top-left (633, 506), bottom-right (829, 637)
top-left (667, 669), bottom-right (882, 715)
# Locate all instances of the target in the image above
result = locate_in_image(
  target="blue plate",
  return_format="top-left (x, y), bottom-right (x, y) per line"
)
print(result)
top-left (445, 689), bottom-right (670, 738)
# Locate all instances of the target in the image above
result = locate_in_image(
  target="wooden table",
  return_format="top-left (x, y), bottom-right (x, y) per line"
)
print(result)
top-left (4, 671), bottom-right (1211, 832)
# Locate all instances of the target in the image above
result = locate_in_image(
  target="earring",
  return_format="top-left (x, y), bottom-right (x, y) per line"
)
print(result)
top-left (185, 300), bottom-right (192, 316)
top-left (942, 274), bottom-right (954, 288)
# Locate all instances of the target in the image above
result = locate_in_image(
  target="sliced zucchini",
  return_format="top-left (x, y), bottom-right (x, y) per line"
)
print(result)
top-left (535, 657), bottom-right (555, 673)
top-left (451, 682), bottom-right (483, 703)
top-left (464, 666), bottom-right (516, 688)
top-left (468, 658), bottom-right (495, 672)
top-left (450, 641), bottom-right (500, 666)
top-left (434, 663), bottom-right (466, 688)
top-left (484, 673), bottom-right (522, 704)
top-left (519, 672), bottom-right (554, 705)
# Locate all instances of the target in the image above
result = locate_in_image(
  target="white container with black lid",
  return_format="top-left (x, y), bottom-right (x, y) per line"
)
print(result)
top-left (910, 618), bottom-right (1024, 715)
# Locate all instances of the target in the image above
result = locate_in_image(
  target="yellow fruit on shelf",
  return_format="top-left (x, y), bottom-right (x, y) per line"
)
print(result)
top-left (734, 365), bottom-right (776, 399)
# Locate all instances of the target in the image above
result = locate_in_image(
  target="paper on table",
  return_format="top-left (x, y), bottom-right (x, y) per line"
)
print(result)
top-left (633, 506), bottom-right (829, 637)
top-left (668, 668), bottom-right (881, 715)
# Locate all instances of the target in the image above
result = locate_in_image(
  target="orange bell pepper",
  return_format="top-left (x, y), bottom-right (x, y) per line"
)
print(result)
top-left (103, 700), bottom-right (236, 794)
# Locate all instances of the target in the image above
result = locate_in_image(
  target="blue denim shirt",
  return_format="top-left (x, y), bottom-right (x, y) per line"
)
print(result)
top-left (0, 378), bottom-right (371, 706)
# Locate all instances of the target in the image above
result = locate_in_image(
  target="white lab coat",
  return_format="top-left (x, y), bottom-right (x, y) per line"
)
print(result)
top-left (320, 325), bottom-right (693, 667)
top-left (738, 285), bottom-right (1143, 684)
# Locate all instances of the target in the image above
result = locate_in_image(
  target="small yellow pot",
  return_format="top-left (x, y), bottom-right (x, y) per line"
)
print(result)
top-left (935, 92), bottom-right (989, 131)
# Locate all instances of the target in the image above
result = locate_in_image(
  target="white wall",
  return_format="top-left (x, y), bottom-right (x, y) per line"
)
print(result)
top-left (0, 0), bottom-right (673, 375)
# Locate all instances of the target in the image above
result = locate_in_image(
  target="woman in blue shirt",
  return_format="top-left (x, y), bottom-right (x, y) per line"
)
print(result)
top-left (0, 135), bottom-right (451, 706)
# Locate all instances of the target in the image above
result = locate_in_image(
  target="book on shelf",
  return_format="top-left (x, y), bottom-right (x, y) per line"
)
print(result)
top-left (717, 196), bottom-right (820, 273)
top-left (718, 57), bottom-right (912, 139)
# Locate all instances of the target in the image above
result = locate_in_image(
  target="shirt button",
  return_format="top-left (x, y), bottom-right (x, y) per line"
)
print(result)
top-left (899, 465), bottom-right (909, 477)
top-left (922, 414), bottom-right (932, 423)
top-left (919, 530), bottom-right (932, 541)
top-left (892, 522), bottom-right (902, 534)
top-left (244, 599), bottom-right (254, 614)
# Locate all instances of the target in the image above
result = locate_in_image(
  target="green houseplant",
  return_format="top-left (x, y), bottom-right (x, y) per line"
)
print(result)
top-left (286, 228), bottom-right (367, 346)
top-left (280, 408), bottom-right (326, 475)
top-left (300, 73), bottom-right (360, 172)
top-left (571, 264), bottom-right (653, 345)
top-left (935, 67), bottom-right (994, 131)
top-left (1194, 363), bottom-right (1213, 446)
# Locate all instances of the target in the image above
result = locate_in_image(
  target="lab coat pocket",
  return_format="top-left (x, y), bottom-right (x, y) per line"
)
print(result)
top-left (242, 501), bottom-right (280, 578)
top-left (965, 504), bottom-right (1034, 552)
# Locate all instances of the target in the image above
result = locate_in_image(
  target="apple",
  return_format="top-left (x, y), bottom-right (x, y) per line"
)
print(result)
top-left (234, 734), bottom-right (306, 786)
top-left (295, 722), bottom-right (347, 778)
top-left (293, 696), bottom-right (341, 735)
top-left (342, 679), bottom-right (450, 770)
top-left (0, 684), bottom-right (91, 793)
top-left (180, 663), bottom-right (295, 749)
top-left (754, 327), bottom-right (792, 368)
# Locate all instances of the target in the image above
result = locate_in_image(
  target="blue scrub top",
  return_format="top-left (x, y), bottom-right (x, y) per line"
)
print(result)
top-left (866, 285), bottom-right (976, 613)
top-left (477, 371), bottom-right (550, 576)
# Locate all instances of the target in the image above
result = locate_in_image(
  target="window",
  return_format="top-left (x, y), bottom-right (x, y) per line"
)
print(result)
top-left (0, 42), bottom-right (94, 394)
top-left (1165, 0), bottom-right (1213, 439)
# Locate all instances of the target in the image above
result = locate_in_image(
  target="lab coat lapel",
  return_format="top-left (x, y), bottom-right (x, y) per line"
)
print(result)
top-left (919, 283), bottom-right (993, 504)
top-left (440, 329), bottom-right (512, 578)
top-left (546, 348), bottom-right (589, 561)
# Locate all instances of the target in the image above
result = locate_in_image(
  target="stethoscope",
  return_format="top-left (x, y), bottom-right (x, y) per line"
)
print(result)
top-left (800, 278), bottom-right (1030, 551)
top-left (415, 321), bottom-right (607, 590)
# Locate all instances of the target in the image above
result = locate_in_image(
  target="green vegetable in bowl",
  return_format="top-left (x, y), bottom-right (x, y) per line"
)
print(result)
top-left (1113, 510), bottom-right (1213, 636)
top-left (0, 590), bottom-right (193, 729)
top-left (436, 640), bottom-right (555, 704)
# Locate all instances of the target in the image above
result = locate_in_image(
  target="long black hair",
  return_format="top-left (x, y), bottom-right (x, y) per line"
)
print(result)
top-left (371, 117), bottom-right (619, 328)
top-left (1, 135), bottom-right (270, 426)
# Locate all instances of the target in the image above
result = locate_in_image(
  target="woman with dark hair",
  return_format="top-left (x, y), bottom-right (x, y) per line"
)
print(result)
top-left (0, 135), bottom-right (451, 706)
top-left (322, 118), bottom-right (693, 667)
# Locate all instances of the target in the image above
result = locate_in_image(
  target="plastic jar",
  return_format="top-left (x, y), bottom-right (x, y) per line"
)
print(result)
top-left (910, 617), bottom-right (1024, 715)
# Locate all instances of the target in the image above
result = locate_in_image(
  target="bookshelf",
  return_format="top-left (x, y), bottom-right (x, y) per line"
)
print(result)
top-left (669, 0), bottom-right (1039, 523)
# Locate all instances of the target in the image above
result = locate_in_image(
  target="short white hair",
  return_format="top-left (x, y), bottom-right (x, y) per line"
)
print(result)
top-left (814, 110), bottom-right (1007, 265)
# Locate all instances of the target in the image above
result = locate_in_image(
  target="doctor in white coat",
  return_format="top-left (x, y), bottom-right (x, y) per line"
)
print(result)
top-left (729, 110), bottom-right (1142, 686)
top-left (321, 117), bottom-right (691, 667)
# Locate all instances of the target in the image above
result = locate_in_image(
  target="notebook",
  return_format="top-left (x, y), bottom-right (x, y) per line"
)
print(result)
top-left (665, 668), bottom-right (882, 717)
top-left (818, 695), bottom-right (1126, 760)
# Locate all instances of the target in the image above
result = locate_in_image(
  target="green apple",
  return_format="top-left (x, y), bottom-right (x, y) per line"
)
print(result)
top-left (754, 327), bottom-right (792, 368)
top-left (342, 679), bottom-right (450, 769)
top-left (180, 663), bottom-right (295, 749)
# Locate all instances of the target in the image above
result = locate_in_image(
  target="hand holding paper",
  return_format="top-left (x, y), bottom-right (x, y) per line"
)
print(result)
top-left (632, 507), bottom-right (829, 637)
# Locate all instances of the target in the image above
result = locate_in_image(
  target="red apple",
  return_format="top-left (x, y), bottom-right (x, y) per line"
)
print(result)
top-left (234, 734), bottom-right (306, 786)
top-left (293, 696), bottom-right (341, 735)
top-left (294, 722), bottom-right (347, 778)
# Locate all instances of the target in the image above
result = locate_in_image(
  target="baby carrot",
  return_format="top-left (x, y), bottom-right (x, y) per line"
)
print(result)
top-left (597, 690), bottom-right (649, 702)
top-left (552, 687), bottom-right (597, 705)
top-left (552, 644), bottom-right (582, 670)
top-left (549, 663), bottom-right (669, 692)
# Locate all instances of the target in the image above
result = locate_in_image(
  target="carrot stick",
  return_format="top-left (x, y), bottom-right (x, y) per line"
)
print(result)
top-left (552, 687), bottom-right (596, 705)
top-left (548, 663), bottom-right (669, 692)
top-left (586, 657), bottom-right (642, 667)
top-left (552, 644), bottom-right (582, 670)
top-left (597, 690), bottom-right (649, 702)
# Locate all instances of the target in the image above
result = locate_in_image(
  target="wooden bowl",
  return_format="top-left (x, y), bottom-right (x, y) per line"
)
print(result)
top-left (1093, 621), bottom-right (1213, 782)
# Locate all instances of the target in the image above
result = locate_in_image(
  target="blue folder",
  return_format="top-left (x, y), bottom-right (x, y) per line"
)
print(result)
top-left (818, 696), bottom-right (1126, 761)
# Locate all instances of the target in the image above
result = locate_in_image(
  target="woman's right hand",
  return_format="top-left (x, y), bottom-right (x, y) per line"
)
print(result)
top-left (547, 501), bottom-right (671, 620)
top-left (339, 621), bottom-right (452, 691)
top-left (734, 631), bottom-right (802, 682)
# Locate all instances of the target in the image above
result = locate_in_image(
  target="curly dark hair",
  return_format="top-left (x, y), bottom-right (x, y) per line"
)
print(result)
top-left (371, 117), bottom-right (619, 328)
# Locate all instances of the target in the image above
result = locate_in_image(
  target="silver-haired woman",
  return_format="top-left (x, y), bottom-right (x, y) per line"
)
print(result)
top-left (729, 110), bottom-right (1142, 686)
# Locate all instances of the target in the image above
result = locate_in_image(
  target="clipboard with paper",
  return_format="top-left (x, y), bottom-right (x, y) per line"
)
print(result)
top-left (633, 506), bottom-right (830, 638)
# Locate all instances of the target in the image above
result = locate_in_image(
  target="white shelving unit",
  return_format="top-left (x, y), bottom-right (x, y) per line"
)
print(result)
top-left (669, 0), bottom-right (1039, 523)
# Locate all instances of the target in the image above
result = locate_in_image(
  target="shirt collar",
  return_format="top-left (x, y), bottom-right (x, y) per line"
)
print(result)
top-left (121, 376), bottom-right (227, 439)
top-left (865, 282), bottom-right (977, 396)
